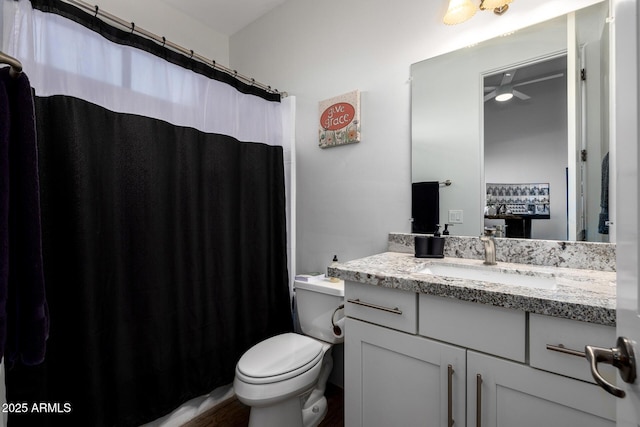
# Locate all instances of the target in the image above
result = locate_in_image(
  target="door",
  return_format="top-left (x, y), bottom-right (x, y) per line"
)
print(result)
top-left (468, 351), bottom-right (615, 427)
top-left (344, 318), bottom-right (466, 427)
top-left (612, 0), bottom-right (640, 424)
top-left (567, 9), bottom-right (580, 241)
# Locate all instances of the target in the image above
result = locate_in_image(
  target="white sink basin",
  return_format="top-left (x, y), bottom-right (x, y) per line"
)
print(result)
top-left (419, 263), bottom-right (557, 290)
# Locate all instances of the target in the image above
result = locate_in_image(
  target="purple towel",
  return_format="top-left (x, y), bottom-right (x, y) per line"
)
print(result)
top-left (0, 69), bottom-right (9, 361)
top-left (0, 66), bottom-right (49, 365)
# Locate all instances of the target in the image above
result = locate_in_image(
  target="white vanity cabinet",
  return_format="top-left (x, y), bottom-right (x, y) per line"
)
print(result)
top-left (422, 294), bottom-right (616, 427)
top-left (344, 282), bottom-right (617, 427)
top-left (344, 282), bottom-right (466, 427)
top-left (467, 351), bottom-right (615, 427)
top-left (345, 318), bottom-right (466, 427)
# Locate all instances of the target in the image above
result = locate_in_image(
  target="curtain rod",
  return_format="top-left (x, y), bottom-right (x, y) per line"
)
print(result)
top-left (63, 0), bottom-right (286, 97)
top-left (0, 50), bottom-right (23, 77)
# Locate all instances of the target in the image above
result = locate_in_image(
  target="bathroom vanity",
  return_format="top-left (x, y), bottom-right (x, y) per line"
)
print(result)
top-left (329, 234), bottom-right (617, 427)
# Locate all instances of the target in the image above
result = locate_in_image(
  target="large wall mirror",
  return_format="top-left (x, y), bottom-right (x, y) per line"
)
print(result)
top-left (411, 1), bottom-right (611, 242)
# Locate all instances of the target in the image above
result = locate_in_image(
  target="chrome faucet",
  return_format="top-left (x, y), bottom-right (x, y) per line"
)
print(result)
top-left (480, 228), bottom-right (497, 265)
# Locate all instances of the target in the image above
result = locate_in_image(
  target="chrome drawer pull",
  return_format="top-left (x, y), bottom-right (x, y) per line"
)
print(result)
top-left (476, 374), bottom-right (482, 427)
top-left (448, 364), bottom-right (455, 427)
top-left (546, 344), bottom-right (585, 358)
top-left (347, 298), bottom-right (403, 315)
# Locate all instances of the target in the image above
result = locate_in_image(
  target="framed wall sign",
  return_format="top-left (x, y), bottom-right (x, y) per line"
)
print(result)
top-left (318, 90), bottom-right (360, 148)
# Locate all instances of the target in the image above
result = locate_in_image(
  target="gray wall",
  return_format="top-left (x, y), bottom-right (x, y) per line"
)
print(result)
top-left (229, 0), bottom-right (604, 274)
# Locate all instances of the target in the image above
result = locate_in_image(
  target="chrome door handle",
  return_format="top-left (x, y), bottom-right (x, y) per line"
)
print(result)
top-left (585, 336), bottom-right (637, 398)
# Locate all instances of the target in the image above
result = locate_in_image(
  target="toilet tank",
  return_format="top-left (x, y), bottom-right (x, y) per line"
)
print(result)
top-left (294, 275), bottom-right (345, 344)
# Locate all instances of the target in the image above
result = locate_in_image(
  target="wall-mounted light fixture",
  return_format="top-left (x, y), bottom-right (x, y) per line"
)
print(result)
top-left (443, 0), bottom-right (513, 25)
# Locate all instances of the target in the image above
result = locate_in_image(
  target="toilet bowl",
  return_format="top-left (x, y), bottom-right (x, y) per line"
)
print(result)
top-left (233, 275), bottom-right (344, 427)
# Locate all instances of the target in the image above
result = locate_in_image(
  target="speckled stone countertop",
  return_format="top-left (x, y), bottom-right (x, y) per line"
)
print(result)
top-left (327, 251), bottom-right (616, 326)
top-left (389, 233), bottom-right (616, 272)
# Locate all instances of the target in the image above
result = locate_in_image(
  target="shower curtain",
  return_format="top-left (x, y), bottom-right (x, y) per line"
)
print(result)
top-left (2, 1), bottom-right (294, 426)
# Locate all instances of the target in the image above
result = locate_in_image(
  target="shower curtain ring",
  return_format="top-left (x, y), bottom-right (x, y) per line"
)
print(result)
top-left (162, 36), bottom-right (166, 47)
top-left (94, 5), bottom-right (99, 17)
top-left (130, 22), bottom-right (135, 34)
top-left (189, 50), bottom-right (194, 60)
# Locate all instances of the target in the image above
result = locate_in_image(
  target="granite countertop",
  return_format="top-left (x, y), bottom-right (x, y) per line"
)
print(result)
top-left (327, 252), bottom-right (616, 326)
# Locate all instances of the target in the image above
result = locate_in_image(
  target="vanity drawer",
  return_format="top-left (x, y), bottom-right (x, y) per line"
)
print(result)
top-left (345, 281), bottom-right (417, 334)
top-left (529, 313), bottom-right (616, 384)
top-left (419, 294), bottom-right (526, 362)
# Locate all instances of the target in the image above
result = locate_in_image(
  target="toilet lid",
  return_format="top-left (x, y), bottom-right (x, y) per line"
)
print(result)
top-left (237, 333), bottom-right (324, 384)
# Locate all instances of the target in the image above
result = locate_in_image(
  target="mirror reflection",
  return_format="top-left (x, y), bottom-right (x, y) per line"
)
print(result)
top-left (411, 2), bottom-right (610, 242)
top-left (483, 55), bottom-right (567, 240)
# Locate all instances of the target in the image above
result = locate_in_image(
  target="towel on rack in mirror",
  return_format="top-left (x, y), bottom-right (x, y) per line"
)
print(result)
top-left (0, 67), bottom-right (49, 366)
top-left (411, 181), bottom-right (440, 234)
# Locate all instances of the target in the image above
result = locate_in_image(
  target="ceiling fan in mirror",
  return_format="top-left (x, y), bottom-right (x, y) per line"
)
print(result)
top-left (484, 69), bottom-right (565, 102)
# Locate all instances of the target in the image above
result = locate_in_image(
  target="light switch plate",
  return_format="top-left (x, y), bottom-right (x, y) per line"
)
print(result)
top-left (448, 209), bottom-right (463, 224)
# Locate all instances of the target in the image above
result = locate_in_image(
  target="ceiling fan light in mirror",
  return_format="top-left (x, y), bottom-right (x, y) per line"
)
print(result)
top-left (495, 85), bottom-right (514, 101)
top-left (443, 0), bottom-right (477, 25)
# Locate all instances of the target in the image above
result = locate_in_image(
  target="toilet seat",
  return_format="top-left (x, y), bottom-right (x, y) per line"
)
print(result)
top-left (236, 333), bottom-right (324, 385)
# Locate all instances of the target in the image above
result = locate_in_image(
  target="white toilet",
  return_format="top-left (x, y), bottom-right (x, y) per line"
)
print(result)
top-left (233, 275), bottom-right (345, 427)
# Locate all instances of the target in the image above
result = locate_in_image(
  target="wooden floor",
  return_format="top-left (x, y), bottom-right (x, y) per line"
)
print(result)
top-left (183, 383), bottom-right (344, 427)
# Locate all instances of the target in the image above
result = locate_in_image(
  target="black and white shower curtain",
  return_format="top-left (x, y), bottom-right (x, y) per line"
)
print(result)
top-left (2, 0), bottom-right (295, 425)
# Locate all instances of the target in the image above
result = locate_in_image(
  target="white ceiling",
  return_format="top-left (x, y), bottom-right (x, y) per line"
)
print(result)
top-left (161, 0), bottom-right (287, 36)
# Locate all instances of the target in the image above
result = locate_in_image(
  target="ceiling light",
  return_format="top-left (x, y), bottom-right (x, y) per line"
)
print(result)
top-left (495, 85), bottom-right (514, 102)
top-left (480, 0), bottom-right (512, 10)
top-left (444, 0), bottom-right (514, 25)
top-left (443, 0), bottom-right (477, 25)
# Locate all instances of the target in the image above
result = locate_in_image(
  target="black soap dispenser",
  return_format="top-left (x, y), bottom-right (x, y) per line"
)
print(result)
top-left (431, 224), bottom-right (445, 258)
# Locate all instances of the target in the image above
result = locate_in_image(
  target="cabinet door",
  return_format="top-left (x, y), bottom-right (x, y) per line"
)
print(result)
top-left (467, 351), bottom-right (615, 427)
top-left (345, 318), bottom-right (466, 427)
